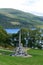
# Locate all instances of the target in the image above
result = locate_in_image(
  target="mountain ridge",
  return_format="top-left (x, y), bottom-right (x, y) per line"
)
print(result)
top-left (0, 8), bottom-right (43, 29)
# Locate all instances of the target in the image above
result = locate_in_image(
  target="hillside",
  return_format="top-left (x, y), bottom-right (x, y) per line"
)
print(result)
top-left (0, 8), bottom-right (43, 28)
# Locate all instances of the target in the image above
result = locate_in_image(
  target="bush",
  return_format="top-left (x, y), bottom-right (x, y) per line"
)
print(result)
top-left (37, 43), bottom-right (42, 49)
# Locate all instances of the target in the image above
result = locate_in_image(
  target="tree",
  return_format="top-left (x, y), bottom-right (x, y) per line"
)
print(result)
top-left (28, 28), bottom-right (42, 48)
top-left (0, 26), bottom-right (10, 47)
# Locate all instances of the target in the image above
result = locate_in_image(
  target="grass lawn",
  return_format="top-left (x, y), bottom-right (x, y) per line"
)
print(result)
top-left (0, 49), bottom-right (43, 65)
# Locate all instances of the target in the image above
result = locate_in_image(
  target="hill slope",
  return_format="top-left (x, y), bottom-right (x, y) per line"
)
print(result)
top-left (0, 8), bottom-right (43, 28)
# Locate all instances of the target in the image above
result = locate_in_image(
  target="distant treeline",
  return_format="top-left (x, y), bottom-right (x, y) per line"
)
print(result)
top-left (0, 26), bottom-right (43, 49)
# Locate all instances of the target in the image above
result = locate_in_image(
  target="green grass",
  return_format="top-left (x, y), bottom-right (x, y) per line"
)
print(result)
top-left (0, 49), bottom-right (43, 65)
top-left (0, 49), bottom-right (14, 55)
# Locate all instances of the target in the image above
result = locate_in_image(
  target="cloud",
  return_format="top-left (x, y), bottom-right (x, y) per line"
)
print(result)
top-left (22, 0), bottom-right (39, 6)
top-left (22, 0), bottom-right (43, 16)
top-left (30, 0), bottom-right (43, 15)
top-left (0, 0), bottom-right (25, 8)
top-left (0, 0), bottom-right (43, 16)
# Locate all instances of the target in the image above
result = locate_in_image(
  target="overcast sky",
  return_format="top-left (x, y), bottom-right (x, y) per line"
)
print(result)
top-left (0, 0), bottom-right (43, 16)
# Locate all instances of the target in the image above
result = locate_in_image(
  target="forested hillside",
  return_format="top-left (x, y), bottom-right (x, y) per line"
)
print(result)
top-left (0, 8), bottom-right (43, 28)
